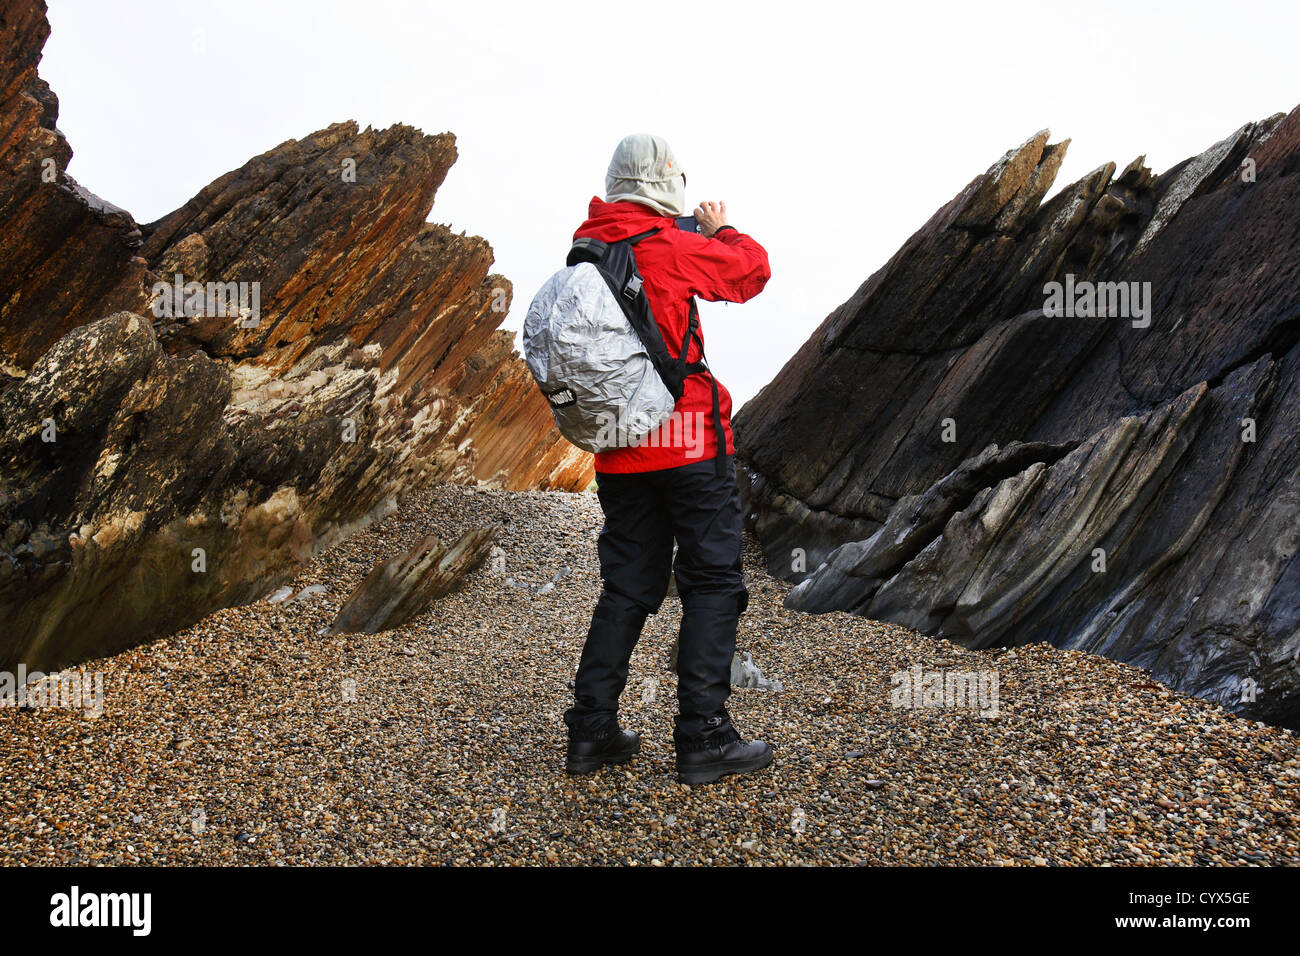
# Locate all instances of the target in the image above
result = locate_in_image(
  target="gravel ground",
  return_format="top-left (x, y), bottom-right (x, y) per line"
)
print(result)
top-left (2, 484), bottom-right (1298, 866)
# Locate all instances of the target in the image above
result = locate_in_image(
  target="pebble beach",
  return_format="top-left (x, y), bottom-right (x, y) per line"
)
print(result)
top-left (2, 484), bottom-right (1297, 866)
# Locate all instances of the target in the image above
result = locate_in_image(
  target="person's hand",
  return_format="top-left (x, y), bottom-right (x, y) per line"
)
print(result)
top-left (695, 200), bottom-right (728, 237)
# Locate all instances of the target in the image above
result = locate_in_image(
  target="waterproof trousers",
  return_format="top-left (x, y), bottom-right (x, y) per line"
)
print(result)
top-left (564, 455), bottom-right (749, 746)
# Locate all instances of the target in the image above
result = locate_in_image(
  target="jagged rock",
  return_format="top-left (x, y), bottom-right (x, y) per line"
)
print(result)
top-left (326, 525), bottom-right (499, 634)
top-left (785, 439), bottom-right (1077, 609)
top-left (0, 0), bottom-right (591, 672)
top-left (135, 117), bottom-right (590, 494)
top-left (0, 1), bottom-right (150, 374)
top-left (740, 106), bottom-right (1300, 727)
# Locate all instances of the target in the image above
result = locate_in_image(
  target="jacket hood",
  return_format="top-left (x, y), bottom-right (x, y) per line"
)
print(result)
top-left (604, 133), bottom-right (687, 218)
top-left (577, 196), bottom-right (674, 241)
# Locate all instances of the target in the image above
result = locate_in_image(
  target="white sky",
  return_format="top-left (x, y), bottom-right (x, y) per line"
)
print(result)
top-left (40, 0), bottom-right (1299, 406)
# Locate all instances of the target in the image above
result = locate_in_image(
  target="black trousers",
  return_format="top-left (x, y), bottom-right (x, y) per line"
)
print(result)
top-left (564, 455), bottom-right (749, 743)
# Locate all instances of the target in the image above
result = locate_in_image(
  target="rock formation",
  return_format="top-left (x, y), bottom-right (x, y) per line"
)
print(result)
top-left (736, 111), bottom-right (1300, 727)
top-left (0, 0), bottom-right (591, 672)
top-left (0, 0), bottom-right (150, 370)
top-left (326, 524), bottom-right (499, 635)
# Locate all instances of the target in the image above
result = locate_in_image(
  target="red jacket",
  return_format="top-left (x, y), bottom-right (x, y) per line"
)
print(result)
top-left (573, 197), bottom-right (771, 474)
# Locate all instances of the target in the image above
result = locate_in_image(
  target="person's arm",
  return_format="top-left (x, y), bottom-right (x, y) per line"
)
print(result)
top-left (667, 201), bottom-right (771, 303)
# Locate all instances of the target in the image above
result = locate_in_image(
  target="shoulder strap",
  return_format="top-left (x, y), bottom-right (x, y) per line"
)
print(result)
top-left (624, 227), bottom-right (662, 245)
top-left (566, 236), bottom-right (607, 267)
top-left (567, 227), bottom-right (660, 267)
top-left (567, 227), bottom-right (689, 401)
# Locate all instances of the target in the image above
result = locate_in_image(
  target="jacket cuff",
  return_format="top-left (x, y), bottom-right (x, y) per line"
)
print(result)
top-left (711, 225), bottom-right (739, 238)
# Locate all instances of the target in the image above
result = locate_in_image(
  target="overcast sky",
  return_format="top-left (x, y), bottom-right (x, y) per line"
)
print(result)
top-left (40, 0), bottom-right (1299, 407)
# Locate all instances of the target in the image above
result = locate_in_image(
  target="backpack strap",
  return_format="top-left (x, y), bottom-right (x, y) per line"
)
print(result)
top-left (679, 298), bottom-right (726, 475)
top-left (567, 227), bottom-right (659, 268)
top-left (568, 227), bottom-right (689, 402)
top-left (677, 298), bottom-right (696, 364)
top-left (566, 237), bottom-right (607, 267)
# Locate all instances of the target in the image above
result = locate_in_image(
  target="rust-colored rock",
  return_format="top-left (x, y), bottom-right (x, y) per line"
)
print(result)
top-left (0, 0), bottom-right (149, 372)
top-left (0, 0), bottom-right (591, 671)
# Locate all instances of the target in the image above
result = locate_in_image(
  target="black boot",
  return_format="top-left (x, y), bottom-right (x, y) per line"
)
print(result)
top-left (676, 721), bottom-right (773, 785)
top-left (566, 726), bottom-right (641, 775)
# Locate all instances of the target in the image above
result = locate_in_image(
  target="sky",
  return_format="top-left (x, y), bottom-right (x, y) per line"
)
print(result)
top-left (39, 0), bottom-right (1300, 407)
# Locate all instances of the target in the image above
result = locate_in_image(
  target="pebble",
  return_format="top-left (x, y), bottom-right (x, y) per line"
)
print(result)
top-left (0, 484), bottom-right (1296, 866)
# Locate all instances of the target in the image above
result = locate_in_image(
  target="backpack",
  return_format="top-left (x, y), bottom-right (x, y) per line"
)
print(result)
top-left (522, 227), bottom-right (725, 471)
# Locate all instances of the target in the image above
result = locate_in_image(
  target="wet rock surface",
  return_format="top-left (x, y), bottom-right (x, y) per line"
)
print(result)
top-left (737, 109), bottom-right (1300, 728)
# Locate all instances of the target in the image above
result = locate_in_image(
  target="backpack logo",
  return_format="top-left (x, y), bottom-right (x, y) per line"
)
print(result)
top-left (546, 387), bottom-right (577, 408)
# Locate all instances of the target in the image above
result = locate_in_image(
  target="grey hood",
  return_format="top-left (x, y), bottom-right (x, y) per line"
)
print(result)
top-left (604, 133), bottom-right (687, 218)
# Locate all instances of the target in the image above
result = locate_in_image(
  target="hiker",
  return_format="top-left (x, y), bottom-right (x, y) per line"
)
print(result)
top-left (561, 134), bottom-right (773, 784)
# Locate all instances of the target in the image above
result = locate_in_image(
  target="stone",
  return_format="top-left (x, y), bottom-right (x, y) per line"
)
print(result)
top-left (0, 0), bottom-right (149, 372)
top-left (739, 105), bottom-right (1300, 728)
top-left (326, 524), bottom-right (500, 634)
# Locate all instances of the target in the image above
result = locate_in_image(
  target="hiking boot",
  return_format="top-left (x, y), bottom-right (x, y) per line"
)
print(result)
top-left (565, 728), bottom-right (641, 775)
top-left (676, 735), bottom-right (773, 785)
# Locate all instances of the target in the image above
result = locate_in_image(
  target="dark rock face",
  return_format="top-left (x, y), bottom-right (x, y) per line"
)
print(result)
top-left (736, 110), bottom-right (1300, 727)
top-left (0, 0), bottom-right (591, 672)
top-left (327, 524), bottom-right (499, 635)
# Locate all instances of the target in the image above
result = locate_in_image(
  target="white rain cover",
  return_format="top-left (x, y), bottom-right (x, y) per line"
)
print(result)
top-left (523, 262), bottom-right (676, 453)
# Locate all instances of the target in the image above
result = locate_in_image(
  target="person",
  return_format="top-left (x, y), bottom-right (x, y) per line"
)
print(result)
top-left (563, 133), bottom-right (773, 785)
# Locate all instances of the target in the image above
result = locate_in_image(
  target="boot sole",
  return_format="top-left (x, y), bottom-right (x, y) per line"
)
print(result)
top-left (565, 739), bottom-right (641, 776)
top-left (677, 747), bottom-right (773, 785)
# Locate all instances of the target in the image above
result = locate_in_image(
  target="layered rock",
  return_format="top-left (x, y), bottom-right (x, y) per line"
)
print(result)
top-left (737, 109), bottom-right (1300, 727)
top-left (0, 0), bottom-right (590, 671)
top-left (0, 0), bottom-right (150, 371)
top-left (327, 524), bottom-right (500, 635)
